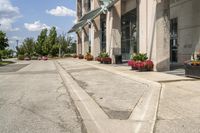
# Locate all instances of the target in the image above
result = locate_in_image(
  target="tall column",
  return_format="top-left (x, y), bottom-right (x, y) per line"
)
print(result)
top-left (81, 0), bottom-right (88, 55)
top-left (77, 32), bottom-right (82, 55)
top-left (83, 27), bottom-right (89, 54)
top-left (138, 0), bottom-right (147, 53)
top-left (91, 0), bottom-right (101, 57)
top-left (76, 0), bottom-right (82, 55)
top-left (154, 0), bottom-right (170, 71)
top-left (106, 0), bottom-right (121, 63)
top-left (140, 0), bottom-right (170, 71)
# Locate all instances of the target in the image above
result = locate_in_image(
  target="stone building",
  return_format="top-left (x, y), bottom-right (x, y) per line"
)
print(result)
top-left (69, 0), bottom-right (200, 71)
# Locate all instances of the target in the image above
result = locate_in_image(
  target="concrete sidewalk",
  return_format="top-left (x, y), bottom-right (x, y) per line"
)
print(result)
top-left (56, 58), bottom-right (200, 133)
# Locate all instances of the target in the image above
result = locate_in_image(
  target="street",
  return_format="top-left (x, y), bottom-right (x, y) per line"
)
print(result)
top-left (0, 59), bottom-right (200, 133)
top-left (0, 61), bottom-right (84, 133)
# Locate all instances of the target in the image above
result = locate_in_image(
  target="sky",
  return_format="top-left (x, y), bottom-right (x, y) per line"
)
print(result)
top-left (0, 0), bottom-right (76, 49)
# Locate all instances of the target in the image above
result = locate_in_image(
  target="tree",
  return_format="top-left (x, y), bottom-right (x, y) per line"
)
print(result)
top-left (35, 28), bottom-right (48, 55)
top-left (56, 34), bottom-right (68, 56)
top-left (49, 27), bottom-right (57, 56)
top-left (0, 30), bottom-right (9, 50)
top-left (42, 27), bottom-right (57, 56)
top-left (0, 30), bottom-right (9, 60)
top-left (16, 38), bottom-right (36, 57)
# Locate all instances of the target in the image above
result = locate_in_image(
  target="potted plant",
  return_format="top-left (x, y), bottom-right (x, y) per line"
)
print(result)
top-left (95, 56), bottom-right (101, 62)
top-left (96, 52), bottom-right (112, 64)
top-left (128, 53), bottom-right (154, 71)
top-left (78, 54), bottom-right (84, 59)
top-left (84, 52), bottom-right (93, 61)
top-left (72, 54), bottom-right (77, 58)
top-left (184, 51), bottom-right (200, 78)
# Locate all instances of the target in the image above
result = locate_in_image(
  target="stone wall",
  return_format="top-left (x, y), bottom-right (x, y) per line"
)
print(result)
top-left (170, 0), bottom-right (200, 63)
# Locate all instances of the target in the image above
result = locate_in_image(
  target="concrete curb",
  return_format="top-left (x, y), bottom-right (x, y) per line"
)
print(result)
top-left (55, 61), bottom-right (108, 133)
top-left (55, 60), bottom-right (162, 133)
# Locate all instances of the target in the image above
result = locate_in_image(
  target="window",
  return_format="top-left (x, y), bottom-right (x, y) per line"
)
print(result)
top-left (121, 9), bottom-right (137, 60)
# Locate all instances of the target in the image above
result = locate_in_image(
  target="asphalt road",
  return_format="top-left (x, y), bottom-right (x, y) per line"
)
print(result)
top-left (0, 61), bottom-right (84, 133)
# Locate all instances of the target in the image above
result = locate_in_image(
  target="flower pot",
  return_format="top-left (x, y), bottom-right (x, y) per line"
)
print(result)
top-left (185, 63), bottom-right (200, 78)
top-left (102, 57), bottom-right (112, 64)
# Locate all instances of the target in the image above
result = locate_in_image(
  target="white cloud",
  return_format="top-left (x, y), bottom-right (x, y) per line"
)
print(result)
top-left (8, 36), bottom-right (24, 48)
top-left (11, 36), bottom-right (23, 40)
top-left (0, 0), bottom-right (21, 31)
top-left (24, 21), bottom-right (50, 31)
top-left (46, 6), bottom-right (76, 17)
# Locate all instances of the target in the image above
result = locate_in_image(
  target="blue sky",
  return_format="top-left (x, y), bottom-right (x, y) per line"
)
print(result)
top-left (0, 0), bottom-right (76, 49)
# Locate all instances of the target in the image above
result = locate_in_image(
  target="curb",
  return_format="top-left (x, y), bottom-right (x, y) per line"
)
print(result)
top-left (54, 61), bottom-right (108, 133)
top-left (55, 60), bottom-right (162, 133)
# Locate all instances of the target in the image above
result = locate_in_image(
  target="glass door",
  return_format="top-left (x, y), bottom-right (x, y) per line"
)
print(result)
top-left (170, 18), bottom-right (178, 63)
top-left (121, 9), bottom-right (137, 60)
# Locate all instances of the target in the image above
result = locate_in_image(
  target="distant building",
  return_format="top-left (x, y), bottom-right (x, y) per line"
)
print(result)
top-left (69, 0), bottom-right (200, 71)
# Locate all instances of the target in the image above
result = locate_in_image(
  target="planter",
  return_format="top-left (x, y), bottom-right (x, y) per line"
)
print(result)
top-left (95, 57), bottom-right (101, 62)
top-left (128, 60), bottom-right (154, 71)
top-left (184, 63), bottom-right (200, 78)
top-left (73, 54), bottom-right (77, 58)
top-left (85, 54), bottom-right (93, 61)
top-left (102, 57), bottom-right (112, 64)
top-left (86, 57), bottom-right (93, 61)
top-left (78, 55), bottom-right (84, 59)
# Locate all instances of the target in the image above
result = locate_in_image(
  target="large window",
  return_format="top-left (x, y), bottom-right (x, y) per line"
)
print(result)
top-left (121, 9), bottom-right (137, 60)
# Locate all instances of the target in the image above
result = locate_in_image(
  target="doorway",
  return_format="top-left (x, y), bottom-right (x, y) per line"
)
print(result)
top-left (170, 18), bottom-right (178, 63)
top-left (121, 9), bottom-right (137, 61)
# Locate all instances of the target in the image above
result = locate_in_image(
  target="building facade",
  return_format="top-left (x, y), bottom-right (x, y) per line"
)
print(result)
top-left (69, 0), bottom-right (200, 71)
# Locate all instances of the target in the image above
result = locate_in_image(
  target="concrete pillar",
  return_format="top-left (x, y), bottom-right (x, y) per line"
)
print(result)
top-left (76, 32), bottom-right (82, 55)
top-left (80, 0), bottom-right (89, 55)
top-left (138, 0), bottom-right (170, 71)
top-left (106, 0), bottom-right (121, 63)
top-left (90, 0), bottom-right (101, 58)
top-left (138, 0), bottom-right (147, 53)
top-left (154, 0), bottom-right (170, 71)
top-left (81, 28), bottom-right (89, 55)
top-left (76, 0), bottom-right (82, 55)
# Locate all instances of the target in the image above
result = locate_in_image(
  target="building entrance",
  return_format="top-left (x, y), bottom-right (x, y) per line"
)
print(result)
top-left (121, 9), bottom-right (137, 60)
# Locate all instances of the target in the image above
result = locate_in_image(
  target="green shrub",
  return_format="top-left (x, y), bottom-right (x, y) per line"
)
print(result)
top-left (51, 45), bottom-right (59, 57)
top-left (18, 55), bottom-right (25, 60)
top-left (131, 53), bottom-right (148, 61)
top-left (99, 52), bottom-right (109, 58)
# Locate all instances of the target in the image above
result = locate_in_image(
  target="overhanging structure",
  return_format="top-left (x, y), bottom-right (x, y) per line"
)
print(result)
top-left (68, 0), bottom-right (116, 33)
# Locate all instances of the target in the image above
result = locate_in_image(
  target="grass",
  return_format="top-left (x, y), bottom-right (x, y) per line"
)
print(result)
top-left (0, 61), bottom-right (14, 66)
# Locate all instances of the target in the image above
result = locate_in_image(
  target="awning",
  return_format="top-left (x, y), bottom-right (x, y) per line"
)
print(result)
top-left (68, 0), bottom-right (117, 33)
top-left (68, 20), bottom-right (87, 33)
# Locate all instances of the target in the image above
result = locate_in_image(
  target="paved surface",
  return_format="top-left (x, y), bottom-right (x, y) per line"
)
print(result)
top-left (0, 60), bottom-right (84, 133)
top-left (57, 59), bottom-right (161, 133)
top-left (57, 58), bottom-right (200, 133)
top-left (58, 60), bottom-right (149, 120)
top-left (1, 58), bottom-right (200, 133)
top-left (0, 64), bottom-right (29, 73)
top-left (155, 81), bottom-right (200, 133)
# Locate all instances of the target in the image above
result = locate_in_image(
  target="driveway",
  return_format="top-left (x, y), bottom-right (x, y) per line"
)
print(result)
top-left (0, 61), bottom-right (84, 133)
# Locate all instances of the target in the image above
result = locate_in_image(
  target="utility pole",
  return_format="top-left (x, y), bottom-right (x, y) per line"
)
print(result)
top-left (16, 40), bottom-right (19, 47)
